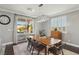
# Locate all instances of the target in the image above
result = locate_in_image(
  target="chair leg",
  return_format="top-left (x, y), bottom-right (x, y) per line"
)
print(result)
top-left (27, 42), bottom-right (30, 50)
top-left (30, 45), bottom-right (32, 52)
top-left (61, 50), bottom-right (64, 55)
top-left (48, 51), bottom-right (49, 55)
top-left (31, 47), bottom-right (34, 55)
top-left (45, 47), bottom-right (47, 55)
top-left (37, 51), bottom-right (40, 55)
top-left (27, 45), bottom-right (29, 50)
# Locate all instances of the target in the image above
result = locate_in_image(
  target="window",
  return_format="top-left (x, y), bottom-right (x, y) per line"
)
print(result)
top-left (51, 15), bottom-right (67, 33)
top-left (17, 21), bottom-right (26, 33)
top-left (16, 16), bottom-right (34, 34)
top-left (26, 19), bottom-right (33, 33)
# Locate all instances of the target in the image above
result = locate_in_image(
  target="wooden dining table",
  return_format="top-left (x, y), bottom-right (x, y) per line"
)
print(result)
top-left (29, 35), bottom-right (61, 55)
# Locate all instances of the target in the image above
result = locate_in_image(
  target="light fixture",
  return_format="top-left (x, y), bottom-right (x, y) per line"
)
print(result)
top-left (36, 15), bottom-right (50, 23)
top-left (38, 4), bottom-right (43, 7)
top-left (27, 8), bottom-right (35, 12)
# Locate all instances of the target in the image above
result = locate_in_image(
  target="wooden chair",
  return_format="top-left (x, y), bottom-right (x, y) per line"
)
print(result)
top-left (27, 37), bottom-right (32, 51)
top-left (48, 42), bottom-right (64, 55)
top-left (31, 40), bottom-right (46, 55)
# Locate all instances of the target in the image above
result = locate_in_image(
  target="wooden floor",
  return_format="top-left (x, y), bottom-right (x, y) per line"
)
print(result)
top-left (4, 41), bottom-right (27, 55)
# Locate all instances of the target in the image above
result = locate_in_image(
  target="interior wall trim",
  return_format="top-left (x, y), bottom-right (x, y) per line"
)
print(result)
top-left (63, 42), bottom-right (79, 48)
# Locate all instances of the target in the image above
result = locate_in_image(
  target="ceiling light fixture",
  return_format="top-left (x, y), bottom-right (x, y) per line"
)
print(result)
top-left (38, 4), bottom-right (43, 7)
top-left (27, 8), bottom-right (35, 12)
top-left (36, 15), bottom-right (50, 23)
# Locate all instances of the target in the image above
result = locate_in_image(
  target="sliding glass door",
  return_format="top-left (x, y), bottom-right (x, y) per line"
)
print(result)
top-left (15, 15), bottom-right (34, 42)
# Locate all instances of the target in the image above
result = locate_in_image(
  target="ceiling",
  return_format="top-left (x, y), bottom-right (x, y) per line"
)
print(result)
top-left (0, 4), bottom-right (79, 18)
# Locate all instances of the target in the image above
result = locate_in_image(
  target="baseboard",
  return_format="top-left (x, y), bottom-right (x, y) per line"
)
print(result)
top-left (2, 42), bottom-right (13, 46)
top-left (63, 42), bottom-right (79, 48)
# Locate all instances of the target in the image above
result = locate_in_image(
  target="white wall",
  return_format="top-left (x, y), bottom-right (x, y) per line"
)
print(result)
top-left (62, 10), bottom-right (79, 46)
top-left (0, 11), bottom-right (15, 45)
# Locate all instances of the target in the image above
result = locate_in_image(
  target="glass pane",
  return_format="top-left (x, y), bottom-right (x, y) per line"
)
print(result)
top-left (51, 15), bottom-right (67, 32)
top-left (17, 21), bottom-right (26, 33)
top-left (16, 17), bottom-right (34, 33)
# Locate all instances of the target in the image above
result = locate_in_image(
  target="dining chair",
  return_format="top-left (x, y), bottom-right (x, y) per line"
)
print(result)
top-left (31, 40), bottom-right (46, 55)
top-left (48, 42), bottom-right (64, 55)
top-left (56, 44), bottom-right (64, 55)
top-left (27, 37), bottom-right (32, 51)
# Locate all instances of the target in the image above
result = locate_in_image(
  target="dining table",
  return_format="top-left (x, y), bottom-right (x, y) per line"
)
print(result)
top-left (29, 35), bottom-right (62, 55)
